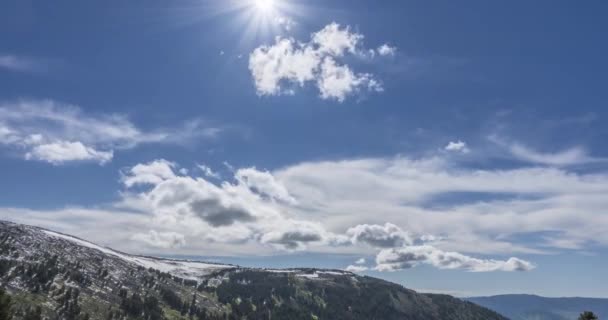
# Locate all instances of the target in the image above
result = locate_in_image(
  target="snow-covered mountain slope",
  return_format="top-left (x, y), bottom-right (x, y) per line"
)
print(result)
top-left (42, 229), bottom-right (233, 281)
top-left (0, 220), bottom-right (509, 320)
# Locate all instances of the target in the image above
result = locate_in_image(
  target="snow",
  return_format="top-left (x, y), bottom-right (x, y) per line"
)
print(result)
top-left (42, 230), bottom-right (234, 280)
top-left (318, 270), bottom-right (347, 275)
top-left (265, 269), bottom-right (296, 273)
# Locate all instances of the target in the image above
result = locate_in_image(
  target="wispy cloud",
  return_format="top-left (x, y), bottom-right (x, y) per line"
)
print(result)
top-left (0, 100), bottom-right (223, 165)
top-left (0, 55), bottom-right (40, 73)
top-left (489, 135), bottom-right (606, 166)
top-left (375, 246), bottom-right (534, 272)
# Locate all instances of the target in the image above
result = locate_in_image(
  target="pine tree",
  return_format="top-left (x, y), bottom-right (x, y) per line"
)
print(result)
top-left (0, 288), bottom-right (12, 320)
top-left (22, 306), bottom-right (42, 320)
top-left (579, 311), bottom-right (599, 320)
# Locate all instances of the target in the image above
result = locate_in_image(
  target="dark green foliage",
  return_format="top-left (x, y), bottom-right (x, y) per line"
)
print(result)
top-left (22, 306), bottom-right (42, 320)
top-left (0, 260), bottom-right (11, 278)
top-left (579, 311), bottom-right (599, 320)
top-left (121, 292), bottom-right (144, 317)
top-left (19, 253), bottom-right (60, 292)
top-left (143, 296), bottom-right (163, 320)
top-left (57, 287), bottom-right (82, 320)
top-left (159, 285), bottom-right (184, 310)
top-left (119, 292), bottom-right (164, 320)
top-left (210, 270), bottom-right (507, 320)
top-left (0, 288), bottom-right (12, 320)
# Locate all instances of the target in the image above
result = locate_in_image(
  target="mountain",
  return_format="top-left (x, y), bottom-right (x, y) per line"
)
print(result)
top-left (468, 294), bottom-right (608, 320)
top-left (0, 220), bottom-right (508, 320)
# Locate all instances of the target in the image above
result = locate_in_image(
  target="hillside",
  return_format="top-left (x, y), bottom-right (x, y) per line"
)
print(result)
top-left (0, 220), bottom-right (507, 320)
top-left (468, 294), bottom-right (608, 320)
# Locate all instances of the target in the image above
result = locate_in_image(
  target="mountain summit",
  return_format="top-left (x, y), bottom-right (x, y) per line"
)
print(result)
top-left (0, 220), bottom-right (506, 320)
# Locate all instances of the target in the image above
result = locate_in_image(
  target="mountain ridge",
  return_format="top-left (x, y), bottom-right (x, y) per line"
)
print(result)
top-left (1, 220), bottom-right (507, 319)
top-left (468, 294), bottom-right (608, 320)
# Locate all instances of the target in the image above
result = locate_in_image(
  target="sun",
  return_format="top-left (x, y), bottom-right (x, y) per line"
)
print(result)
top-left (254, 0), bottom-right (275, 12)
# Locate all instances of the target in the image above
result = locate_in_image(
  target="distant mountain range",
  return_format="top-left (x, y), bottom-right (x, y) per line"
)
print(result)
top-left (468, 294), bottom-right (608, 320)
top-left (0, 220), bottom-right (506, 320)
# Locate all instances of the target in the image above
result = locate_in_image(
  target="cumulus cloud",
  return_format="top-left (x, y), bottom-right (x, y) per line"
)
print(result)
top-left (121, 159), bottom-right (178, 187)
top-left (375, 245), bottom-right (534, 272)
top-left (248, 22), bottom-right (389, 101)
top-left (317, 57), bottom-right (382, 102)
top-left (259, 222), bottom-right (325, 250)
top-left (7, 150), bottom-right (608, 273)
top-left (345, 257), bottom-right (369, 273)
top-left (274, 156), bottom-right (608, 255)
top-left (235, 167), bottom-right (296, 204)
top-left (1, 156), bottom-right (544, 271)
top-left (445, 140), bottom-right (470, 154)
top-left (131, 230), bottom-right (186, 249)
top-left (190, 198), bottom-right (256, 227)
top-left (0, 100), bottom-right (222, 165)
top-left (347, 223), bottom-right (412, 248)
top-left (345, 265), bottom-right (369, 273)
top-left (25, 141), bottom-right (113, 165)
top-left (377, 44), bottom-right (397, 56)
top-left (119, 159), bottom-right (330, 251)
top-left (311, 23), bottom-right (362, 56)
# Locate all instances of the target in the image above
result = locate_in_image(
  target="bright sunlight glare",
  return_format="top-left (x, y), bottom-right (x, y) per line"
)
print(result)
top-left (255, 0), bottom-right (275, 12)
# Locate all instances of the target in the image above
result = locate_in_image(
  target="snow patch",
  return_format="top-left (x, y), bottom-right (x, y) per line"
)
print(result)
top-left (42, 230), bottom-right (233, 280)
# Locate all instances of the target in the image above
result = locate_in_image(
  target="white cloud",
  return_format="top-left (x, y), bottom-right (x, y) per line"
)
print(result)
top-left (345, 265), bottom-right (369, 273)
top-left (311, 23), bottom-right (362, 56)
top-left (15, 149), bottom-right (608, 272)
top-left (121, 159), bottom-right (178, 187)
top-left (345, 257), bottom-right (369, 272)
top-left (131, 230), bottom-right (186, 249)
top-left (235, 167), bottom-right (297, 204)
top-left (445, 140), bottom-right (470, 154)
top-left (0, 100), bottom-right (222, 165)
top-left (508, 144), bottom-right (598, 166)
top-left (274, 16), bottom-right (296, 32)
top-left (198, 164), bottom-right (221, 179)
top-left (1, 156), bottom-right (550, 272)
top-left (377, 44), bottom-right (397, 56)
top-left (0, 55), bottom-right (38, 72)
top-left (25, 141), bottom-right (113, 165)
top-left (375, 245), bottom-right (535, 272)
top-left (114, 158), bottom-right (544, 269)
top-left (274, 156), bottom-right (608, 255)
top-left (489, 135), bottom-right (606, 166)
top-left (346, 223), bottom-right (412, 248)
top-left (119, 159), bottom-right (331, 251)
top-left (259, 221), bottom-right (326, 250)
top-left (317, 57), bottom-right (382, 102)
top-left (248, 22), bottom-right (390, 101)
top-left (249, 38), bottom-right (318, 96)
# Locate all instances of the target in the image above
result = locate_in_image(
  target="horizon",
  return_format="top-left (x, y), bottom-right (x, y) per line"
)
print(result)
top-left (1, 0), bottom-right (607, 299)
top-left (4, 218), bottom-right (607, 300)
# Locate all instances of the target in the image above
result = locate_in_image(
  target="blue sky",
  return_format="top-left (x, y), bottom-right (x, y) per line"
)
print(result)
top-left (1, 0), bottom-right (608, 297)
